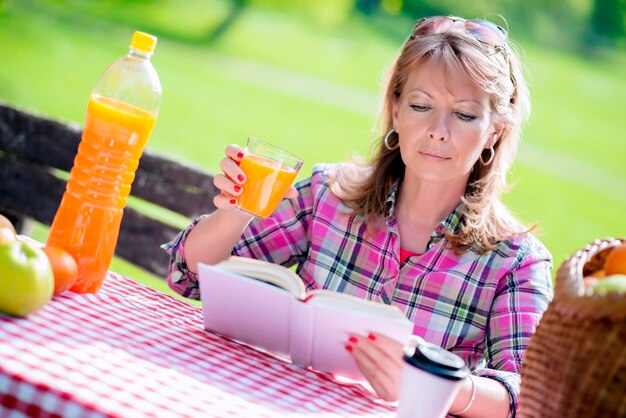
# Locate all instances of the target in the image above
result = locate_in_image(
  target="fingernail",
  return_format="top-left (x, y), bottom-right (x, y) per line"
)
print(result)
top-left (345, 344), bottom-right (353, 352)
top-left (348, 336), bottom-right (358, 344)
top-left (237, 152), bottom-right (244, 159)
top-left (237, 174), bottom-right (245, 182)
top-left (367, 334), bottom-right (376, 341)
top-left (233, 185), bottom-right (241, 192)
top-left (229, 199), bottom-right (236, 205)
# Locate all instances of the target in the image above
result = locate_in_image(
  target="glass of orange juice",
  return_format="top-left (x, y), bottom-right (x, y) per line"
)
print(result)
top-left (237, 137), bottom-right (303, 218)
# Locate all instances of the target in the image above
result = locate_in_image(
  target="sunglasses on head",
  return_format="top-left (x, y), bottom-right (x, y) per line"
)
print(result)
top-left (411, 16), bottom-right (508, 49)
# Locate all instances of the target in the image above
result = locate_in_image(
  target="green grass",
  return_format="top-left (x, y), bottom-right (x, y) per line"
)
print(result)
top-left (522, 44), bottom-right (626, 179)
top-left (1, 0), bottom-right (625, 294)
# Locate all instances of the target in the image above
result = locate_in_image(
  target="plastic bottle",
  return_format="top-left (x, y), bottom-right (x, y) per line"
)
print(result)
top-left (46, 31), bottom-right (162, 293)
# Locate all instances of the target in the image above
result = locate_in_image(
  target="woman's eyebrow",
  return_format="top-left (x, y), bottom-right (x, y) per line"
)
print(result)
top-left (406, 88), bottom-right (481, 105)
top-left (455, 99), bottom-right (482, 105)
top-left (406, 88), bottom-right (431, 97)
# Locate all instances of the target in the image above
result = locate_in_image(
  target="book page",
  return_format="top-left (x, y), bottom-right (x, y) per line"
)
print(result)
top-left (218, 256), bottom-right (307, 298)
top-left (303, 292), bottom-right (413, 380)
top-left (306, 290), bottom-right (408, 320)
top-left (198, 263), bottom-right (294, 355)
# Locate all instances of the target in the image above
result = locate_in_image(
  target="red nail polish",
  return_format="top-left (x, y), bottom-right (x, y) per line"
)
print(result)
top-left (237, 174), bottom-right (245, 182)
top-left (348, 336), bottom-right (358, 344)
top-left (229, 199), bottom-right (236, 205)
top-left (345, 344), bottom-right (353, 352)
top-left (367, 334), bottom-right (376, 341)
top-left (237, 152), bottom-right (244, 159)
top-left (233, 185), bottom-right (241, 192)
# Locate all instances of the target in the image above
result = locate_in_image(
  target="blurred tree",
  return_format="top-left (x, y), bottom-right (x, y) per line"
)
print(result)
top-left (207, 0), bottom-right (247, 42)
top-left (401, 0), bottom-right (445, 19)
top-left (250, 0), bottom-right (355, 26)
top-left (370, 0), bottom-right (626, 49)
top-left (590, 0), bottom-right (626, 38)
top-left (381, 0), bottom-right (403, 15)
top-left (355, 0), bottom-right (380, 15)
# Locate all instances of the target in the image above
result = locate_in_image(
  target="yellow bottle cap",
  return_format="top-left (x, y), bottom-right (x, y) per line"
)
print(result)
top-left (130, 31), bottom-right (158, 53)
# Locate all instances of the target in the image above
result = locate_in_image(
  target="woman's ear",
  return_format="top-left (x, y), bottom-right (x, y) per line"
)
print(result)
top-left (391, 97), bottom-right (400, 129)
top-left (488, 124), bottom-right (505, 148)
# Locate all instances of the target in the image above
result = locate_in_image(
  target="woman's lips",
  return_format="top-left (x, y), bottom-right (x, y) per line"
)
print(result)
top-left (419, 151), bottom-right (449, 162)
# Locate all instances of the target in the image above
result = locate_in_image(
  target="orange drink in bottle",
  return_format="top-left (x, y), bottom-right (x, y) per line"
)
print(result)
top-left (47, 31), bottom-right (161, 293)
top-left (47, 95), bottom-right (156, 293)
top-left (237, 138), bottom-right (303, 218)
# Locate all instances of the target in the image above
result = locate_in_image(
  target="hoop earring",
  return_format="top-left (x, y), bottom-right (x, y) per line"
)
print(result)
top-left (479, 146), bottom-right (495, 165)
top-left (384, 128), bottom-right (399, 151)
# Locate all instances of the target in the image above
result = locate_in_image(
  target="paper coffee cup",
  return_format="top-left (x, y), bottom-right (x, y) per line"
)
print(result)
top-left (397, 341), bottom-right (469, 418)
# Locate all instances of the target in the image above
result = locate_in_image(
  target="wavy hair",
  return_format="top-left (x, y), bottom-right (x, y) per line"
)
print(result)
top-left (329, 20), bottom-right (533, 252)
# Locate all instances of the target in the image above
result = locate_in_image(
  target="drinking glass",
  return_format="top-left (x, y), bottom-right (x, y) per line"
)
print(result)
top-left (237, 137), bottom-right (303, 218)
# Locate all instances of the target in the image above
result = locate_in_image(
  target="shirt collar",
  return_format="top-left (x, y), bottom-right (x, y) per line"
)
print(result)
top-left (437, 202), bottom-right (464, 237)
top-left (384, 180), bottom-right (465, 237)
top-left (384, 181), bottom-right (399, 218)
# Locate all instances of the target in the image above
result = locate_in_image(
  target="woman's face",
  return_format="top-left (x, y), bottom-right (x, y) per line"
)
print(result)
top-left (392, 59), bottom-right (502, 188)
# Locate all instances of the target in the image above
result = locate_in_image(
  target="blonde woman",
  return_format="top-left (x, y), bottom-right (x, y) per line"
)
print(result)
top-left (164, 16), bottom-right (553, 417)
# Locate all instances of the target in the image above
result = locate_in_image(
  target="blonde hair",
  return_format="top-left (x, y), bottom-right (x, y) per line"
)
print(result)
top-left (330, 21), bottom-right (532, 252)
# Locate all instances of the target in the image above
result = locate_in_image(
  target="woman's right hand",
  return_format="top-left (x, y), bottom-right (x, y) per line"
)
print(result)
top-left (212, 144), bottom-right (247, 210)
top-left (212, 144), bottom-right (298, 210)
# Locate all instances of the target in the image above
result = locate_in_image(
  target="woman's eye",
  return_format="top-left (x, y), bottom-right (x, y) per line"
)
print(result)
top-left (456, 112), bottom-right (477, 122)
top-left (410, 104), bottom-right (430, 112)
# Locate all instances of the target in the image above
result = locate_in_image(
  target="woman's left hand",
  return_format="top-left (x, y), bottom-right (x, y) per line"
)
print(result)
top-left (346, 333), bottom-right (405, 402)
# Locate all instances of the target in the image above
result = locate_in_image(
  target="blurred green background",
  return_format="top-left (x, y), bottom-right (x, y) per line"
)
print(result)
top-left (1, 0), bottom-right (625, 302)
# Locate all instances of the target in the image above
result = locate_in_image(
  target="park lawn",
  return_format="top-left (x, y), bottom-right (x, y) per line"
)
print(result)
top-left (1, 1), bottom-right (625, 296)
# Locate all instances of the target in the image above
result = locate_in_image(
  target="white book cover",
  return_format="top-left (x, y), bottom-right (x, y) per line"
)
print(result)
top-left (198, 257), bottom-right (413, 380)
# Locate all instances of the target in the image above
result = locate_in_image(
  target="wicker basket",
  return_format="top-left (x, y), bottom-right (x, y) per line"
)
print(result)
top-left (518, 238), bottom-right (626, 418)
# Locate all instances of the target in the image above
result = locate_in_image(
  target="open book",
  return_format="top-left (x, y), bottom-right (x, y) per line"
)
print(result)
top-left (198, 256), bottom-right (413, 380)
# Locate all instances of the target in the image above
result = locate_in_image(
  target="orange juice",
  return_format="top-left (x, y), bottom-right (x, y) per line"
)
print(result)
top-left (46, 94), bottom-right (156, 293)
top-left (238, 154), bottom-right (298, 218)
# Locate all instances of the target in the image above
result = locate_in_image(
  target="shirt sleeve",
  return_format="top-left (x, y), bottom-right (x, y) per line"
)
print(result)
top-left (160, 214), bottom-right (208, 300)
top-left (475, 238), bottom-right (554, 417)
top-left (160, 174), bottom-right (316, 300)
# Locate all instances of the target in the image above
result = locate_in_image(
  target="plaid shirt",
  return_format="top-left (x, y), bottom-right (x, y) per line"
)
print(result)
top-left (163, 163), bottom-right (553, 417)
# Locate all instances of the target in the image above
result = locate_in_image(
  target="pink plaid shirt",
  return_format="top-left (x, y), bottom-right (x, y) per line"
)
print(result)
top-left (163, 163), bottom-right (553, 417)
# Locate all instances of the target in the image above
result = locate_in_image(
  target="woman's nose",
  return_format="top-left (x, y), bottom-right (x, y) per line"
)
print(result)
top-left (428, 113), bottom-right (449, 141)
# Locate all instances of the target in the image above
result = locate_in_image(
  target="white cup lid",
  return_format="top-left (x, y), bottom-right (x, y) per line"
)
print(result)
top-left (403, 341), bottom-right (469, 381)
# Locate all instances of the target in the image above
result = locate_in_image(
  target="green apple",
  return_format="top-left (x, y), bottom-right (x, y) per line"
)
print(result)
top-left (592, 274), bottom-right (626, 294)
top-left (0, 240), bottom-right (54, 317)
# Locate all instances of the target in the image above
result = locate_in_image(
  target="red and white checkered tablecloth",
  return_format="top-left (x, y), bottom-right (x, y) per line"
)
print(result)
top-left (0, 273), bottom-right (396, 417)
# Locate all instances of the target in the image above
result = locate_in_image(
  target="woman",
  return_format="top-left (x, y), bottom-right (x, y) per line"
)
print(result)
top-left (163, 16), bottom-right (553, 417)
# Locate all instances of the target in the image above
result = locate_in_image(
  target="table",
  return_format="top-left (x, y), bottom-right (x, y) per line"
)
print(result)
top-left (0, 273), bottom-right (396, 417)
